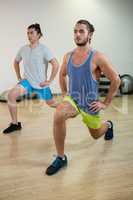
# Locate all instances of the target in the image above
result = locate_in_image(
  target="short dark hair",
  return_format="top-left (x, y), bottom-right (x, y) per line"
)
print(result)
top-left (28, 23), bottom-right (43, 38)
top-left (76, 19), bottom-right (95, 33)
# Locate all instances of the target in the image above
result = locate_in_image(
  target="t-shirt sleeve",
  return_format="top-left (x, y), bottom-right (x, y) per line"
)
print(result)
top-left (43, 46), bottom-right (54, 62)
top-left (15, 47), bottom-right (23, 62)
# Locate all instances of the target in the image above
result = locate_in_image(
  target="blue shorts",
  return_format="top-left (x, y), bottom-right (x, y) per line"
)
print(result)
top-left (19, 79), bottom-right (53, 101)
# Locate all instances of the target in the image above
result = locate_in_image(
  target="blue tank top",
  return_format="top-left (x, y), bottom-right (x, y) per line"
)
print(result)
top-left (67, 49), bottom-right (99, 115)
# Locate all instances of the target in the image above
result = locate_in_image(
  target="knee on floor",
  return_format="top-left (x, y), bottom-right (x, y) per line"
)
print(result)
top-left (89, 129), bottom-right (101, 140)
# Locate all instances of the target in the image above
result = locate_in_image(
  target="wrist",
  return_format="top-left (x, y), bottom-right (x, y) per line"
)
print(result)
top-left (103, 96), bottom-right (113, 106)
top-left (62, 91), bottom-right (67, 97)
top-left (47, 79), bottom-right (52, 84)
top-left (18, 77), bottom-right (22, 81)
top-left (103, 100), bottom-right (110, 107)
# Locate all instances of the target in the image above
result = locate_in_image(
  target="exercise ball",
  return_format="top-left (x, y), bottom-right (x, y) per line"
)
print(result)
top-left (120, 74), bottom-right (133, 94)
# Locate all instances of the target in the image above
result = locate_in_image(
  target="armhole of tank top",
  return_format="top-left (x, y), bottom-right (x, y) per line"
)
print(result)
top-left (66, 51), bottom-right (73, 64)
top-left (66, 51), bottom-right (73, 74)
top-left (90, 50), bottom-right (98, 84)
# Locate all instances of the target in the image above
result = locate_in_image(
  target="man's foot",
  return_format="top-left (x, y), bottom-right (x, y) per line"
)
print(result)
top-left (104, 120), bottom-right (114, 140)
top-left (45, 155), bottom-right (68, 176)
top-left (3, 122), bottom-right (22, 134)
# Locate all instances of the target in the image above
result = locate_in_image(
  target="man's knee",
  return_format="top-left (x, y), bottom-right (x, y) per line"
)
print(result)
top-left (45, 99), bottom-right (58, 108)
top-left (8, 89), bottom-right (17, 101)
top-left (89, 128), bottom-right (101, 140)
top-left (54, 109), bottom-right (66, 123)
top-left (54, 102), bottom-right (77, 124)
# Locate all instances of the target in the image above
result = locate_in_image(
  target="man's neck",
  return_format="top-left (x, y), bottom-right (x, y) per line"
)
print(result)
top-left (76, 44), bottom-right (91, 54)
top-left (30, 41), bottom-right (39, 49)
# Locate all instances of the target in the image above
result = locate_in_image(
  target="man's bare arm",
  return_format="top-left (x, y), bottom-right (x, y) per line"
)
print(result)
top-left (14, 60), bottom-right (22, 81)
top-left (90, 52), bottom-right (121, 113)
top-left (39, 58), bottom-right (59, 87)
top-left (59, 54), bottom-right (68, 96)
top-left (49, 58), bottom-right (59, 82)
top-left (97, 52), bottom-right (121, 106)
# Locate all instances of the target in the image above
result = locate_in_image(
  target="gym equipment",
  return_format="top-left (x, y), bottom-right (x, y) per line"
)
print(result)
top-left (99, 73), bottom-right (121, 96)
top-left (120, 74), bottom-right (133, 94)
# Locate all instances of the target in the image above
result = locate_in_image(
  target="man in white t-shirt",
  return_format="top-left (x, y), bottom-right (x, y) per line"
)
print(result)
top-left (3, 23), bottom-right (59, 134)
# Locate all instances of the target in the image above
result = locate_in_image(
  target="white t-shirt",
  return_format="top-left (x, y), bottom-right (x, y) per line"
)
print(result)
top-left (15, 43), bottom-right (54, 89)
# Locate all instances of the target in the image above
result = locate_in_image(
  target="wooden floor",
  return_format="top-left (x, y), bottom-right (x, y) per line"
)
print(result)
top-left (0, 96), bottom-right (133, 200)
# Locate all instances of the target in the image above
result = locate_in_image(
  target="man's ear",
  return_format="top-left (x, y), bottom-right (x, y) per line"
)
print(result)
top-left (89, 32), bottom-right (93, 41)
top-left (90, 32), bottom-right (93, 37)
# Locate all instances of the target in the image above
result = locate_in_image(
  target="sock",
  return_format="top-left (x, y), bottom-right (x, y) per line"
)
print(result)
top-left (106, 121), bottom-right (112, 128)
top-left (12, 123), bottom-right (18, 125)
top-left (58, 155), bottom-right (65, 160)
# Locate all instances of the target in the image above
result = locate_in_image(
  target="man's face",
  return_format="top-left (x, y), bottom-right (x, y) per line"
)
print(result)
top-left (74, 23), bottom-right (91, 46)
top-left (27, 28), bottom-right (40, 43)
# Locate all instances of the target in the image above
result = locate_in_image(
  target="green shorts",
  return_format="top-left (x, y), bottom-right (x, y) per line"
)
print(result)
top-left (64, 96), bottom-right (102, 129)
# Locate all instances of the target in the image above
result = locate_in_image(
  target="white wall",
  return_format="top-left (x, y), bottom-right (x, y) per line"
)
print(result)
top-left (0, 0), bottom-right (133, 93)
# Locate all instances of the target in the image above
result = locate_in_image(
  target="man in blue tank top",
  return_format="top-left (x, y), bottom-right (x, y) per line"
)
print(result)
top-left (46, 19), bottom-right (121, 175)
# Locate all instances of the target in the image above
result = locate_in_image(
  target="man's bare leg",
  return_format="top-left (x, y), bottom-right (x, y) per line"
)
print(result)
top-left (46, 95), bottom-right (63, 108)
top-left (88, 121), bottom-right (113, 140)
top-left (7, 85), bottom-right (27, 124)
top-left (45, 101), bottom-right (78, 175)
top-left (53, 102), bottom-right (78, 157)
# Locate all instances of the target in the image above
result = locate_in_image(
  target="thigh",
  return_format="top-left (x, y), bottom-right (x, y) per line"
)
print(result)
top-left (88, 127), bottom-right (101, 135)
top-left (34, 87), bottom-right (53, 101)
top-left (18, 79), bottom-right (33, 94)
top-left (56, 101), bottom-right (79, 120)
top-left (81, 111), bottom-right (102, 129)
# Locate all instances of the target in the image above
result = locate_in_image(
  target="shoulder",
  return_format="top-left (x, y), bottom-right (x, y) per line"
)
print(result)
top-left (63, 50), bottom-right (74, 63)
top-left (18, 44), bottom-right (29, 52)
top-left (92, 49), bottom-right (107, 59)
top-left (92, 50), bottom-right (109, 64)
top-left (39, 43), bottom-right (51, 51)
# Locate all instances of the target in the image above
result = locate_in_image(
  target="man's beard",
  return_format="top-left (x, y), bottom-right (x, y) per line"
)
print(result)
top-left (76, 37), bottom-right (89, 46)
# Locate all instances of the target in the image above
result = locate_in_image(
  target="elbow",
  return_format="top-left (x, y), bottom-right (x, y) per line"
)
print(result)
top-left (113, 75), bottom-right (121, 88)
top-left (117, 75), bottom-right (121, 88)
